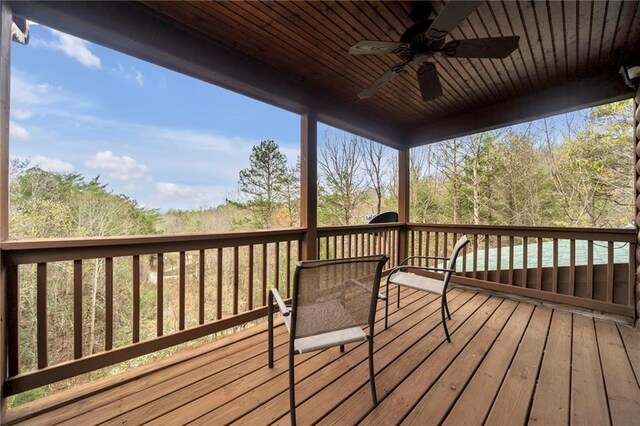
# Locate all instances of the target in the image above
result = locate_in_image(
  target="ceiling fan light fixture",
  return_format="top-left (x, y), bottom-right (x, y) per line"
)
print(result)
top-left (620, 64), bottom-right (640, 90)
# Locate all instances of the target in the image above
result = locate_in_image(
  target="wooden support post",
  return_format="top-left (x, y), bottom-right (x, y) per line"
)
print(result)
top-left (634, 89), bottom-right (640, 328)
top-left (300, 110), bottom-right (317, 260)
top-left (398, 147), bottom-right (410, 263)
top-left (0, 1), bottom-right (11, 417)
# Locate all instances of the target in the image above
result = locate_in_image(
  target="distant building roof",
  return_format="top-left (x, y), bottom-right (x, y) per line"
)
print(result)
top-left (456, 239), bottom-right (630, 272)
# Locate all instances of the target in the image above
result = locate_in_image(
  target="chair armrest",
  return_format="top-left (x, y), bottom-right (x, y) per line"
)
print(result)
top-left (400, 255), bottom-right (449, 266)
top-left (270, 288), bottom-right (290, 317)
top-left (388, 265), bottom-right (455, 278)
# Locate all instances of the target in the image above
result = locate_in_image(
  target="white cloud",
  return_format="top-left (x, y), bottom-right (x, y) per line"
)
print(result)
top-left (112, 63), bottom-right (144, 87)
top-left (84, 150), bottom-right (149, 181)
top-left (11, 74), bottom-right (57, 105)
top-left (32, 29), bottom-right (101, 68)
top-left (156, 182), bottom-right (198, 198)
top-left (10, 121), bottom-right (30, 141)
top-left (11, 109), bottom-right (32, 120)
top-left (154, 182), bottom-right (234, 210)
top-left (31, 155), bottom-right (74, 173)
top-left (135, 71), bottom-right (144, 87)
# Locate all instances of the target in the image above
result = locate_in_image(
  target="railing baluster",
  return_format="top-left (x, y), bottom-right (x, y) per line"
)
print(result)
top-left (133, 255), bottom-right (140, 342)
top-left (509, 236), bottom-right (514, 285)
top-left (569, 240), bottom-right (576, 296)
top-left (179, 252), bottom-right (185, 330)
top-left (522, 237), bottom-right (528, 288)
top-left (607, 241), bottom-right (614, 303)
top-left (425, 231), bottom-right (430, 267)
top-left (262, 243), bottom-right (268, 306)
top-left (275, 242), bottom-right (280, 291)
top-left (233, 246), bottom-right (239, 315)
top-left (496, 236), bottom-right (502, 283)
top-left (74, 260), bottom-right (83, 359)
top-left (411, 230), bottom-right (416, 263)
top-left (105, 257), bottom-right (114, 348)
top-left (552, 239), bottom-right (559, 293)
top-left (628, 242), bottom-right (634, 307)
top-left (418, 231), bottom-right (423, 266)
top-left (537, 238), bottom-right (543, 290)
top-left (587, 240), bottom-right (594, 299)
top-left (333, 235), bottom-right (338, 259)
top-left (199, 250), bottom-right (205, 325)
top-left (325, 236), bottom-right (329, 259)
top-left (7, 265), bottom-right (19, 376)
top-left (155, 254), bottom-right (162, 337)
top-left (484, 235), bottom-right (489, 281)
top-left (354, 233), bottom-right (359, 257)
top-left (217, 248), bottom-right (223, 320)
top-left (472, 234), bottom-right (477, 279)
top-left (435, 232), bottom-right (440, 268)
top-left (347, 234), bottom-right (352, 257)
top-left (462, 240), bottom-right (467, 275)
top-left (37, 262), bottom-right (47, 368)
top-left (286, 241), bottom-right (291, 298)
top-left (444, 232), bottom-right (449, 267)
top-left (248, 245), bottom-right (254, 310)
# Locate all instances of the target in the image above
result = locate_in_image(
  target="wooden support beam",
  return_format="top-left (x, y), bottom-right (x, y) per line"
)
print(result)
top-left (9, 0), bottom-right (404, 149)
top-left (300, 110), bottom-right (317, 260)
top-left (0, 0), bottom-right (11, 418)
top-left (409, 73), bottom-right (634, 146)
top-left (398, 147), bottom-right (410, 263)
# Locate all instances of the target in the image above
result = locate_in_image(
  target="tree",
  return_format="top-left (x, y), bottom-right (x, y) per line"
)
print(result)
top-left (545, 101), bottom-right (634, 227)
top-left (361, 140), bottom-right (389, 215)
top-left (230, 140), bottom-right (294, 229)
top-left (318, 129), bottom-right (365, 225)
top-left (434, 139), bottom-right (466, 223)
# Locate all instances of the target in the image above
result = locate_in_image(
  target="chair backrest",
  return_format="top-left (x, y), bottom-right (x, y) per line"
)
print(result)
top-left (442, 235), bottom-right (470, 289)
top-left (290, 255), bottom-right (388, 340)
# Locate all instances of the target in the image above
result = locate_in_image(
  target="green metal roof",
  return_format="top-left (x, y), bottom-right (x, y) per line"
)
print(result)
top-left (457, 239), bottom-right (630, 272)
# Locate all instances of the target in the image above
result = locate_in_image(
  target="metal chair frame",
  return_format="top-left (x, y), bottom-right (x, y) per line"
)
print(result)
top-left (384, 236), bottom-right (469, 343)
top-left (268, 255), bottom-right (388, 426)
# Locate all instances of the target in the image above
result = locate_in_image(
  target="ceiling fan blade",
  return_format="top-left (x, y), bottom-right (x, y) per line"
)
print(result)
top-left (444, 36), bottom-right (520, 58)
top-left (417, 62), bottom-right (442, 101)
top-left (426, 1), bottom-right (483, 40)
top-left (349, 40), bottom-right (411, 55)
top-left (358, 65), bottom-right (405, 99)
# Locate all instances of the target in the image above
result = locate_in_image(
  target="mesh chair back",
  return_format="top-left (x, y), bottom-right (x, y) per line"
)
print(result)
top-left (291, 255), bottom-right (387, 339)
top-left (443, 235), bottom-right (470, 286)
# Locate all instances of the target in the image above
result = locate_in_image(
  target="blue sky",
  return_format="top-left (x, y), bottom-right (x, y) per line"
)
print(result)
top-left (10, 23), bottom-right (302, 211)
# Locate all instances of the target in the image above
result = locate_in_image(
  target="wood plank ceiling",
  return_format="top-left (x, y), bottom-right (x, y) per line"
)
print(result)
top-left (137, 1), bottom-right (640, 131)
top-left (11, 1), bottom-right (640, 146)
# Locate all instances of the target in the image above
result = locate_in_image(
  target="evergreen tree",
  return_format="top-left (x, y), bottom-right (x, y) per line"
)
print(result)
top-left (229, 140), bottom-right (294, 229)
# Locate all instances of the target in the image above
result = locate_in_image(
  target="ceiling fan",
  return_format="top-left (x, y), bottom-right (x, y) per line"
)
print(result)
top-left (348, 1), bottom-right (520, 101)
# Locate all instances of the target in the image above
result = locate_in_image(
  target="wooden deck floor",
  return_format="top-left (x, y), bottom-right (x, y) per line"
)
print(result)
top-left (6, 286), bottom-right (640, 425)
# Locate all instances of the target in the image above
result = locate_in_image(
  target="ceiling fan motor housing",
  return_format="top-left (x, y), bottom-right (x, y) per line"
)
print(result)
top-left (399, 20), bottom-right (446, 60)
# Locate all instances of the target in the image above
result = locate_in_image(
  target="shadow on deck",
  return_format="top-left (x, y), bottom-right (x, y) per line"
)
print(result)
top-left (5, 285), bottom-right (640, 425)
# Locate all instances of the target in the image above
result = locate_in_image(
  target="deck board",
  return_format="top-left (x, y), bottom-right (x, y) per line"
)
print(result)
top-left (6, 287), bottom-right (640, 426)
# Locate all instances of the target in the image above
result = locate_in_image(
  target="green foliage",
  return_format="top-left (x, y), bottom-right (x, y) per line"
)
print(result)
top-left (228, 140), bottom-right (296, 229)
top-left (10, 162), bottom-right (159, 239)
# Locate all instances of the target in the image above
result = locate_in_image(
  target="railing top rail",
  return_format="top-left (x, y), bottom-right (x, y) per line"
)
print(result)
top-left (1, 228), bottom-right (307, 265)
top-left (317, 223), bottom-right (403, 235)
top-left (407, 223), bottom-right (636, 242)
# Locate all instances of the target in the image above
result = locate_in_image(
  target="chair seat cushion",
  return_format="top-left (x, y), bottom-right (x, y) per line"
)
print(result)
top-left (294, 326), bottom-right (367, 353)
top-left (388, 271), bottom-right (445, 295)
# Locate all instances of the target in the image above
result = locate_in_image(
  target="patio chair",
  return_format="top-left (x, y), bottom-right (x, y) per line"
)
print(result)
top-left (268, 254), bottom-right (388, 426)
top-left (384, 235), bottom-right (469, 342)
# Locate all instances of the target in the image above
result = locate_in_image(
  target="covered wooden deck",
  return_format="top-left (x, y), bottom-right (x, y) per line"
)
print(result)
top-left (6, 285), bottom-right (640, 426)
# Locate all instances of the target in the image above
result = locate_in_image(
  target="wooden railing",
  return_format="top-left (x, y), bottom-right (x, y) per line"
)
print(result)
top-left (316, 223), bottom-right (401, 270)
top-left (407, 223), bottom-right (636, 318)
top-left (1, 228), bottom-right (305, 396)
top-left (2, 221), bottom-right (635, 397)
